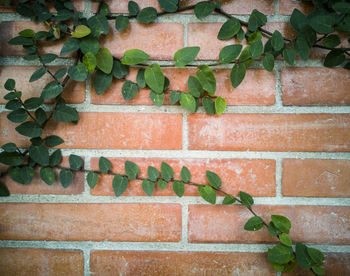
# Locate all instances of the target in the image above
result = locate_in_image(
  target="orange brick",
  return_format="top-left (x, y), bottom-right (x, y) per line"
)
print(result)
top-left (279, 0), bottom-right (314, 15)
top-left (90, 158), bottom-right (275, 197)
top-left (188, 205), bottom-right (350, 244)
top-left (0, 157), bottom-right (84, 195)
top-left (0, 203), bottom-right (182, 241)
top-left (281, 67), bottom-right (350, 106)
top-left (0, 248), bottom-right (84, 276)
top-left (188, 114), bottom-right (350, 152)
top-left (90, 251), bottom-right (275, 276)
top-left (100, 22), bottom-right (183, 60)
top-left (0, 113), bottom-right (183, 150)
top-left (282, 159), bottom-right (350, 197)
top-left (0, 66), bottom-right (85, 104)
top-left (91, 68), bottom-right (275, 106)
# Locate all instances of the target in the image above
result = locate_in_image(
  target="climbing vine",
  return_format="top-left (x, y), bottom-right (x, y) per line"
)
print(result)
top-left (0, 0), bottom-right (349, 274)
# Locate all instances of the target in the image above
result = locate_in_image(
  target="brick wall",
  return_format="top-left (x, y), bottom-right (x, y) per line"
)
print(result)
top-left (0, 0), bottom-right (350, 275)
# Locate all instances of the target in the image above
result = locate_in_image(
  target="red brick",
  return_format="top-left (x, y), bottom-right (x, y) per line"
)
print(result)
top-left (279, 0), bottom-right (314, 15)
top-left (0, 203), bottom-right (182, 241)
top-left (0, 113), bottom-right (183, 150)
top-left (0, 157), bottom-right (84, 195)
top-left (188, 205), bottom-right (350, 244)
top-left (90, 158), bottom-right (275, 197)
top-left (100, 22), bottom-right (183, 60)
top-left (91, 68), bottom-right (275, 106)
top-left (188, 113), bottom-right (350, 152)
top-left (0, 248), bottom-right (84, 276)
top-left (90, 250), bottom-right (275, 276)
top-left (284, 253), bottom-right (350, 276)
top-left (281, 67), bottom-right (350, 106)
top-left (282, 159), bottom-right (350, 197)
top-left (0, 66), bottom-right (85, 104)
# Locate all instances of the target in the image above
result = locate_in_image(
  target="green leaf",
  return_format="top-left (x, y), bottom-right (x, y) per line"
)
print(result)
top-left (248, 31), bottom-right (262, 43)
top-left (142, 179), bottom-right (155, 196)
top-left (147, 166), bottom-right (159, 181)
top-left (180, 166), bottom-right (191, 183)
top-left (290, 9), bottom-right (308, 32)
top-left (83, 52), bottom-right (97, 73)
top-left (9, 166), bottom-right (34, 184)
top-left (215, 96), bottom-right (226, 115)
top-left (268, 221), bottom-right (281, 237)
top-left (322, 34), bottom-right (341, 48)
top-left (230, 63), bottom-right (246, 88)
top-left (202, 97), bottom-right (215, 115)
top-left (1, 143), bottom-right (17, 153)
top-left (198, 185), bottom-right (216, 204)
top-left (262, 53), bottom-right (275, 72)
top-left (8, 36), bottom-right (33, 46)
top-left (268, 244), bottom-right (294, 265)
top-left (307, 247), bottom-right (324, 266)
top-left (99, 157), bottom-right (111, 173)
top-left (4, 79), bottom-right (15, 91)
top-left (45, 135), bottom-right (64, 147)
top-left (333, 2), bottom-right (350, 13)
top-left (16, 122), bottom-right (42, 138)
top-left (24, 97), bottom-right (43, 110)
top-left (161, 161), bottom-right (174, 181)
top-left (68, 63), bottom-right (88, 82)
top-left (249, 40), bottom-right (263, 59)
top-left (206, 170), bottom-right (221, 189)
top-left (156, 179), bottom-right (167, 190)
top-left (248, 9), bottom-right (267, 31)
top-left (0, 151), bottom-right (24, 166)
top-left (41, 81), bottom-right (63, 100)
top-left (49, 149), bottom-right (62, 167)
top-left (113, 59), bottom-right (129, 79)
top-left (145, 64), bottom-right (165, 94)
top-left (196, 65), bottom-right (216, 95)
top-left (180, 93), bottom-right (196, 113)
top-left (194, 1), bottom-right (216, 19)
top-left (137, 7), bottom-right (157, 24)
top-left (115, 15), bottom-right (129, 31)
top-left (271, 30), bottom-right (284, 51)
top-left (222, 195), bottom-right (236, 205)
top-left (30, 67), bottom-right (47, 82)
top-left (239, 191), bottom-right (254, 208)
top-left (0, 182), bottom-right (10, 197)
top-left (136, 69), bottom-right (146, 88)
top-left (282, 47), bottom-right (295, 65)
top-left (219, 45), bottom-right (242, 64)
top-left (217, 18), bottom-right (241, 40)
top-left (324, 49), bottom-right (345, 67)
top-left (29, 144), bottom-right (49, 166)
top-left (312, 265), bottom-right (325, 275)
top-left (72, 25), bottom-right (91, 38)
top-left (159, 0), bottom-right (178, 12)
top-left (121, 49), bottom-right (150, 65)
top-left (69, 154), bottom-right (83, 170)
top-left (19, 29), bottom-right (35, 37)
top-left (87, 171), bottom-right (99, 189)
top-left (33, 108), bottom-right (45, 125)
top-left (125, 161), bottom-right (139, 180)
top-left (55, 68), bottom-right (67, 79)
top-left (40, 167), bottom-right (55, 185)
top-left (294, 36), bottom-right (310, 61)
top-left (271, 215), bottom-right (291, 234)
top-left (53, 105), bottom-right (79, 122)
top-left (174, 46), bottom-right (200, 67)
top-left (122, 80), bottom-right (139, 101)
top-left (128, 1), bottom-right (139, 16)
top-left (59, 168), bottom-right (73, 188)
top-left (173, 180), bottom-right (185, 197)
top-left (7, 109), bottom-right (28, 123)
top-left (87, 14), bottom-right (109, 37)
top-left (244, 216), bottom-right (264, 231)
top-left (93, 70), bottom-right (113, 95)
top-left (150, 91), bottom-right (165, 106)
top-left (60, 38), bottom-right (80, 56)
top-left (296, 242), bottom-right (312, 269)
top-left (41, 54), bottom-right (57, 64)
top-left (309, 15), bottom-right (334, 34)
top-left (96, 48), bottom-right (113, 74)
top-left (280, 233), bottom-right (292, 247)
top-left (79, 37), bottom-right (99, 55)
top-left (187, 76), bottom-right (203, 98)
top-left (5, 99), bottom-right (21, 111)
top-left (112, 174), bottom-right (128, 196)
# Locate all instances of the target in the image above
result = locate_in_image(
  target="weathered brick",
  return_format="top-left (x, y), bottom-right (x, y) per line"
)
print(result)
top-left (282, 159), bottom-right (350, 197)
top-left (279, 0), bottom-right (314, 15)
top-left (0, 203), bottom-right (182, 241)
top-left (0, 157), bottom-right (84, 195)
top-left (90, 157), bottom-right (275, 197)
top-left (91, 68), bottom-right (275, 106)
top-left (0, 66), bottom-right (85, 104)
top-left (188, 114), bottom-right (350, 152)
top-left (188, 205), bottom-right (350, 244)
top-left (0, 113), bottom-right (183, 150)
top-left (90, 250), bottom-right (275, 276)
top-left (100, 22), bottom-right (183, 60)
top-left (281, 67), bottom-right (350, 106)
top-left (0, 248), bottom-right (84, 276)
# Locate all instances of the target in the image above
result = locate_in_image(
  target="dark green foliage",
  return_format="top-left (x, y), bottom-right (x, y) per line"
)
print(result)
top-left (93, 70), bottom-right (113, 95)
top-left (174, 47), bottom-right (200, 67)
top-left (113, 174), bottom-right (128, 196)
top-left (194, 1), bottom-right (216, 19)
top-left (122, 81), bottom-right (139, 101)
top-left (137, 7), bottom-right (157, 24)
top-left (244, 216), bottom-right (264, 231)
top-left (217, 18), bottom-right (241, 40)
top-left (125, 161), bottom-right (139, 180)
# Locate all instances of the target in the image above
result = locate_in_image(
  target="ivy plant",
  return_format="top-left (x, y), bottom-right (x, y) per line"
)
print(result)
top-left (1, 0), bottom-right (349, 274)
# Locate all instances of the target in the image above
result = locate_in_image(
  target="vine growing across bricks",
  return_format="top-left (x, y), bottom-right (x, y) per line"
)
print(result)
top-left (0, 0), bottom-right (349, 274)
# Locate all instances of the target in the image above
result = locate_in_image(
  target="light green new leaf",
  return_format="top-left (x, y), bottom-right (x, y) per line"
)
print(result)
top-left (96, 48), bottom-right (113, 74)
top-left (196, 65), bottom-right (216, 95)
top-left (145, 64), bottom-right (165, 94)
top-left (180, 93), bottom-right (196, 113)
top-left (83, 52), bottom-right (97, 73)
top-left (72, 25), bottom-right (91, 38)
top-left (214, 96), bottom-right (226, 115)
